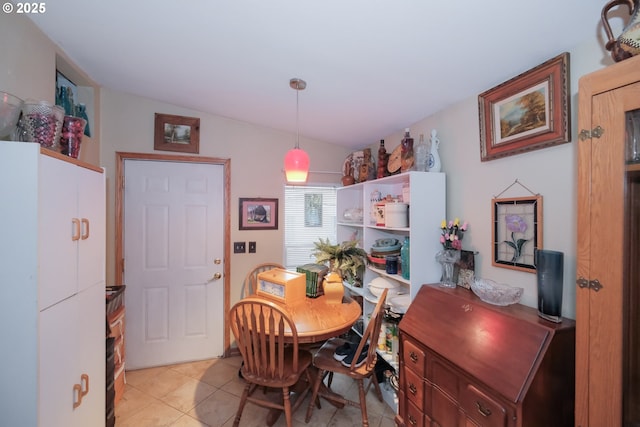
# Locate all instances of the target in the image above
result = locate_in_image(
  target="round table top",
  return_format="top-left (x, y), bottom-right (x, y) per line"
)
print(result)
top-left (284, 295), bottom-right (362, 343)
top-left (242, 294), bottom-right (362, 344)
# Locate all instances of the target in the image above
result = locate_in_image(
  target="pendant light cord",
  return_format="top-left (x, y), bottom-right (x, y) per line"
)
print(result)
top-left (295, 81), bottom-right (300, 149)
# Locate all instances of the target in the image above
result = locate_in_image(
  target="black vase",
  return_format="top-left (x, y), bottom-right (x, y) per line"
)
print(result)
top-left (535, 249), bottom-right (564, 323)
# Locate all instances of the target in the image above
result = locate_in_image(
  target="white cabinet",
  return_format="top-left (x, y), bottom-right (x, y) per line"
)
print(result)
top-left (336, 171), bottom-right (446, 408)
top-left (0, 141), bottom-right (106, 427)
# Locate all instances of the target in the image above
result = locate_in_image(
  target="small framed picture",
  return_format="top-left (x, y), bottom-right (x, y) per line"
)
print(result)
top-left (239, 198), bottom-right (279, 230)
top-left (154, 113), bottom-right (200, 154)
top-left (454, 250), bottom-right (476, 289)
top-left (492, 195), bottom-right (543, 273)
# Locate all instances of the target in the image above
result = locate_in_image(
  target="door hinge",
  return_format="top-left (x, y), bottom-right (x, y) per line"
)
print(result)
top-left (578, 126), bottom-right (604, 141)
top-left (576, 277), bottom-right (603, 292)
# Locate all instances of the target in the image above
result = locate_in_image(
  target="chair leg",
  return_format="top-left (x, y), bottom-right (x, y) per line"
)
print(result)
top-left (233, 383), bottom-right (251, 427)
top-left (370, 375), bottom-right (383, 402)
top-left (305, 368), bottom-right (325, 423)
top-left (357, 379), bottom-right (370, 427)
top-left (327, 371), bottom-right (334, 389)
top-left (282, 386), bottom-right (293, 427)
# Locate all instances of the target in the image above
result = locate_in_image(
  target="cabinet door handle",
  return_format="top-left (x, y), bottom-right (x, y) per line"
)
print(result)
top-left (80, 373), bottom-right (90, 397)
top-left (408, 383), bottom-right (417, 395)
top-left (72, 218), bottom-right (81, 241)
top-left (408, 414), bottom-right (417, 426)
top-left (476, 400), bottom-right (492, 417)
top-left (81, 218), bottom-right (90, 240)
top-left (409, 351), bottom-right (418, 363)
top-left (73, 383), bottom-right (82, 409)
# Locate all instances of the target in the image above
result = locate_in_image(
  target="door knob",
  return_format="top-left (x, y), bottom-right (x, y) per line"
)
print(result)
top-left (209, 272), bottom-right (222, 281)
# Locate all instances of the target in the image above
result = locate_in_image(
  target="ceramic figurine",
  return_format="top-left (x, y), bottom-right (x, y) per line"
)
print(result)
top-left (428, 129), bottom-right (441, 172)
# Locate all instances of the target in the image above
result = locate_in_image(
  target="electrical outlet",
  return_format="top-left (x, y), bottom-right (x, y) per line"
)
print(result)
top-left (248, 241), bottom-right (256, 253)
top-left (234, 242), bottom-right (246, 253)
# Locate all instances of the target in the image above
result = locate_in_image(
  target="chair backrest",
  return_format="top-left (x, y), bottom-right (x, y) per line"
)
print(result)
top-left (230, 297), bottom-right (300, 380)
top-left (242, 262), bottom-right (286, 298)
top-left (350, 288), bottom-right (389, 373)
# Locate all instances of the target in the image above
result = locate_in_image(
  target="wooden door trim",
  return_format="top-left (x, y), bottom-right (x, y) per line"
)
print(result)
top-left (115, 151), bottom-right (232, 356)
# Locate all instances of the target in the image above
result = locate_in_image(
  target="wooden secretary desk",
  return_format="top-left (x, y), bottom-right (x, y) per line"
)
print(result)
top-left (395, 285), bottom-right (575, 427)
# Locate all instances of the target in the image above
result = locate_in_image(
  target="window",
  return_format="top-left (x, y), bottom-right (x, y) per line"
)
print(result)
top-left (284, 185), bottom-right (336, 270)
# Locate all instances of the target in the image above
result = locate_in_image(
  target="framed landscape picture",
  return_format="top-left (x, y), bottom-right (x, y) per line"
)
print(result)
top-left (154, 113), bottom-right (200, 154)
top-left (239, 198), bottom-right (279, 230)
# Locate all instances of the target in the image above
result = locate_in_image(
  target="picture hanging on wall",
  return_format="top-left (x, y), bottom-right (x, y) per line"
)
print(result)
top-left (239, 198), bottom-right (279, 230)
top-left (478, 52), bottom-right (570, 161)
top-left (154, 113), bottom-right (200, 154)
top-left (491, 195), bottom-right (543, 273)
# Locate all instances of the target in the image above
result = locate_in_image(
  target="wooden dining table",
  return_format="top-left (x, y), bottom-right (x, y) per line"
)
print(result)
top-left (277, 294), bottom-right (362, 344)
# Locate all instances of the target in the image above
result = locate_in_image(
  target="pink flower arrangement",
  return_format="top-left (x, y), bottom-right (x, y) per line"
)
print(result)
top-left (439, 218), bottom-right (468, 250)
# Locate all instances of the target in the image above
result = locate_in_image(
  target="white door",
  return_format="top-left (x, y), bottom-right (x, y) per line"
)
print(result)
top-left (124, 159), bottom-right (225, 368)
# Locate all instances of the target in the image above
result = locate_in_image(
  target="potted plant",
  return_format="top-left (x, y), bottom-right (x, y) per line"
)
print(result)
top-left (312, 238), bottom-right (367, 286)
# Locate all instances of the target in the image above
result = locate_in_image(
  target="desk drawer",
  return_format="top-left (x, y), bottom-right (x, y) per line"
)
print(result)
top-left (460, 383), bottom-right (508, 427)
top-left (403, 338), bottom-right (426, 377)
top-left (403, 366), bottom-right (425, 411)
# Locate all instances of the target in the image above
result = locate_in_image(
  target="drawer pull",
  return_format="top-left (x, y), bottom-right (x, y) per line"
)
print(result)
top-left (409, 383), bottom-right (417, 395)
top-left (476, 400), bottom-right (492, 417)
top-left (408, 414), bottom-right (417, 426)
top-left (409, 351), bottom-right (418, 363)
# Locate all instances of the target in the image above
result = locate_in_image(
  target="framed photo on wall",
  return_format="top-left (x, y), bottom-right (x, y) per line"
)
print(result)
top-left (492, 195), bottom-right (543, 273)
top-left (479, 52), bottom-right (570, 161)
top-left (154, 113), bottom-right (200, 154)
top-left (239, 198), bottom-right (279, 230)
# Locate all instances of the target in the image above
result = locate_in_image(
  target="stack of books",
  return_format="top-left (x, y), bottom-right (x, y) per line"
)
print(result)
top-left (296, 263), bottom-right (329, 298)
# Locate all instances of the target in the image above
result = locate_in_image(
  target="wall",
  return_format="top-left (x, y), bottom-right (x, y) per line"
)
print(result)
top-left (100, 90), bottom-right (351, 304)
top-left (374, 39), bottom-right (615, 319)
top-left (0, 13), bottom-right (351, 305)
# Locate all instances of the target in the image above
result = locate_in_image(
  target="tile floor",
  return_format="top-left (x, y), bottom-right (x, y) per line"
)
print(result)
top-left (115, 355), bottom-right (398, 427)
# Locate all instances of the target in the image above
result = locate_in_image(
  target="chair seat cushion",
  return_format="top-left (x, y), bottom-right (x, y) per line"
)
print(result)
top-left (313, 338), bottom-right (373, 378)
top-left (241, 347), bottom-right (312, 387)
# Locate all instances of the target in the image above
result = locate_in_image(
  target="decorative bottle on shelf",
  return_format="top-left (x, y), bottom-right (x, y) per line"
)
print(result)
top-left (377, 139), bottom-right (388, 178)
top-left (76, 103), bottom-right (91, 137)
top-left (414, 133), bottom-right (429, 172)
top-left (400, 236), bottom-right (410, 279)
top-left (400, 128), bottom-right (414, 173)
top-left (428, 129), bottom-right (441, 172)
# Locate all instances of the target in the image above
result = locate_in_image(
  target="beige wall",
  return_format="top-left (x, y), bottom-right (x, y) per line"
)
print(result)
top-left (2, 12), bottom-right (617, 318)
top-left (374, 40), bottom-right (614, 319)
top-left (100, 89), bottom-right (351, 304)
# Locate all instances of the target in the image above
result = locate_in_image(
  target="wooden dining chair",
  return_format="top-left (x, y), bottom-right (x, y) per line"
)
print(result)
top-left (304, 288), bottom-right (388, 427)
top-left (229, 297), bottom-right (313, 427)
top-left (241, 262), bottom-right (285, 298)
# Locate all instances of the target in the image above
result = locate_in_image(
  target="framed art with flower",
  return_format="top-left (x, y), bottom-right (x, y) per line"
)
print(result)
top-left (492, 195), bottom-right (543, 272)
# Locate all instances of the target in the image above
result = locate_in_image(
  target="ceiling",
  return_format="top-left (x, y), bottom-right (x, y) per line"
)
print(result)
top-left (26, 0), bottom-right (610, 149)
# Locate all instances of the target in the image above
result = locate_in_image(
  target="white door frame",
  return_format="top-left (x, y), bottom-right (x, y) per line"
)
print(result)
top-left (115, 152), bottom-right (232, 356)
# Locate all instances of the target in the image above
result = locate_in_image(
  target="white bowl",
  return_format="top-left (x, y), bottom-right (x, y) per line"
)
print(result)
top-left (471, 278), bottom-right (523, 306)
top-left (367, 277), bottom-right (398, 297)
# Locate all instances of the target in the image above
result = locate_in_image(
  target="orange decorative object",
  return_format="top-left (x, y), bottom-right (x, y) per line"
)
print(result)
top-left (284, 147), bottom-right (309, 183)
top-left (323, 272), bottom-right (344, 304)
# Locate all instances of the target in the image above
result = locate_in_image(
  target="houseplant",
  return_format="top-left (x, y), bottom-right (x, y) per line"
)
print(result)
top-left (312, 238), bottom-right (367, 286)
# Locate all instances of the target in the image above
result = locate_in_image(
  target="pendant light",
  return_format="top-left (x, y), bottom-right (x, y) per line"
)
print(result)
top-left (284, 77), bottom-right (310, 183)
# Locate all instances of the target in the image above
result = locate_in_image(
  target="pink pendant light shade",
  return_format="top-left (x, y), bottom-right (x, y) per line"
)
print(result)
top-left (284, 77), bottom-right (309, 183)
top-left (284, 147), bottom-right (310, 182)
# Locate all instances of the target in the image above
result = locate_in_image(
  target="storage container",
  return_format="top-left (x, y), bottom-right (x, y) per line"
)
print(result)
top-left (385, 202), bottom-right (408, 228)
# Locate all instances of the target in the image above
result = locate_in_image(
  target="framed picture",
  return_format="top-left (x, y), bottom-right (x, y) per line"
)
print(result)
top-left (154, 113), bottom-right (200, 154)
top-left (239, 198), bottom-right (279, 230)
top-left (492, 195), bottom-right (543, 273)
top-left (454, 250), bottom-right (475, 289)
top-left (479, 52), bottom-right (570, 161)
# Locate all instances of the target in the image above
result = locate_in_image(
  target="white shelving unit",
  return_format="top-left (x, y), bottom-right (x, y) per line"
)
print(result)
top-left (336, 171), bottom-right (446, 411)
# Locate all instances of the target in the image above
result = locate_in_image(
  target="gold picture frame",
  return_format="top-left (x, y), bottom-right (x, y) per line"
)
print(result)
top-left (479, 52), bottom-right (570, 161)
